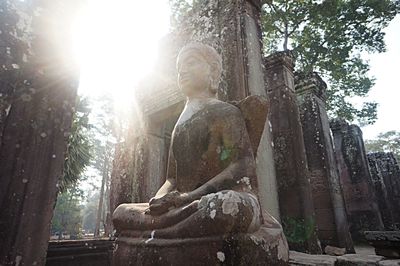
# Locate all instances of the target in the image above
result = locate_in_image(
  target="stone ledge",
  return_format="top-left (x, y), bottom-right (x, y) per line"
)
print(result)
top-left (365, 231), bottom-right (400, 258)
top-left (289, 251), bottom-right (400, 266)
top-left (289, 251), bottom-right (337, 265)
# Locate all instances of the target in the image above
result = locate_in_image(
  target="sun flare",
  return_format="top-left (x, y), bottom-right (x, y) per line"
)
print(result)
top-left (72, 0), bottom-right (170, 109)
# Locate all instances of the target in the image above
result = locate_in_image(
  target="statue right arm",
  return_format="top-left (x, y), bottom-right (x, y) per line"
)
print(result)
top-left (147, 147), bottom-right (177, 214)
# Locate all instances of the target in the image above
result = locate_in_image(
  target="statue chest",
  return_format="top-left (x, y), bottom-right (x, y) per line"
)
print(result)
top-left (172, 114), bottom-right (224, 192)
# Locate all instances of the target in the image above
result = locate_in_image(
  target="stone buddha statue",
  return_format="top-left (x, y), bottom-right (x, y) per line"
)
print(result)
top-left (112, 43), bottom-right (288, 265)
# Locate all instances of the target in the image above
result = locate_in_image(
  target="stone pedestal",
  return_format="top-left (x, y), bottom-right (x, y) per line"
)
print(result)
top-left (265, 52), bottom-right (321, 253)
top-left (113, 224), bottom-right (289, 266)
top-left (330, 120), bottom-right (384, 240)
top-left (295, 72), bottom-right (354, 252)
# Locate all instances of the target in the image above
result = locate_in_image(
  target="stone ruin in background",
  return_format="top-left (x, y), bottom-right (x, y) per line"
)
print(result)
top-left (367, 152), bottom-right (400, 230)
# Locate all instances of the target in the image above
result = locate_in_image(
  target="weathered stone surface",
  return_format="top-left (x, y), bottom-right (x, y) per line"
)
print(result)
top-left (289, 251), bottom-right (337, 265)
top-left (0, 1), bottom-right (80, 265)
top-left (325, 245), bottom-right (347, 256)
top-left (296, 72), bottom-right (353, 252)
top-left (230, 95), bottom-right (268, 154)
top-left (365, 231), bottom-right (400, 259)
top-left (265, 52), bottom-right (321, 254)
top-left (46, 239), bottom-right (114, 266)
top-left (330, 120), bottom-right (384, 241)
top-left (367, 152), bottom-right (400, 230)
top-left (336, 254), bottom-right (384, 266)
top-left (114, 224), bottom-right (288, 266)
top-left (290, 251), bottom-right (400, 266)
top-left (378, 260), bottom-right (400, 266)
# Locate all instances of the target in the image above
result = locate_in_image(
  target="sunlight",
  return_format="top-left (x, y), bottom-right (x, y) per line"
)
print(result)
top-left (72, 0), bottom-right (170, 109)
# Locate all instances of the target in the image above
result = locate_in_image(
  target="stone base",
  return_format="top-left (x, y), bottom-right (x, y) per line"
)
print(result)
top-left (113, 225), bottom-right (289, 266)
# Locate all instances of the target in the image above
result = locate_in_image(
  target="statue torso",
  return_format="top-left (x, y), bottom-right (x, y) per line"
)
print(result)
top-left (171, 99), bottom-right (241, 193)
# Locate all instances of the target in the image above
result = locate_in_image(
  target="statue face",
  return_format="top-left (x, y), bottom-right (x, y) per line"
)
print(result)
top-left (177, 49), bottom-right (211, 97)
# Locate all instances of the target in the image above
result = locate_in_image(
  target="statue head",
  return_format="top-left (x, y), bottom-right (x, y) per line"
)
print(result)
top-left (176, 43), bottom-right (222, 97)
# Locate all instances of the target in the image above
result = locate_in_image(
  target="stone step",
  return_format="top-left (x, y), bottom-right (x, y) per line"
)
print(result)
top-left (290, 251), bottom-right (400, 266)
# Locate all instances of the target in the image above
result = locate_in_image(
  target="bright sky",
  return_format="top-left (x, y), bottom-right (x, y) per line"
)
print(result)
top-left (72, 1), bottom-right (399, 141)
top-left (73, 0), bottom-right (171, 110)
top-left (360, 15), bottom-right (400, 140)
top-left (72, 0), bottom-right (171, 192)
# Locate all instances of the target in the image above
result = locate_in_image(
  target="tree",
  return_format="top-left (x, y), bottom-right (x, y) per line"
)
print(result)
top-left (82, 190), bottom-right (99, 234)
top-left (60, 96), bottom-right (92, 192)
top-left (262, 0), bottom-right (399, 125)
top-left (51, 185), bottom-right (84, 239)
top-left (168, 0), bottom-right (400, 124)
top-left (365, 130), bottom-right (400, 162)
top-left (87, 94), bottom-right (115, 237)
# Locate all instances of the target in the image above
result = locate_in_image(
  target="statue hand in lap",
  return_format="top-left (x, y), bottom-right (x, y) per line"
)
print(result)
top-left (147, 191), bottom-right (188, 215)
top-left (112, 43), bottom-right (263, 239)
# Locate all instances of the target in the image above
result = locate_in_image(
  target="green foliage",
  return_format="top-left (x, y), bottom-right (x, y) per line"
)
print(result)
top-left (51, 185), bottom-right (84, 238)
top-left (82, 191), bottom-right (100, 234)
top-left (365, 130), bottom-right (400, 162)
top-left (262, 0), bottom-right (399, 124)
top-left (169, 0), bottom-right (195, 28)
top-left (283, 216), bottom-right (316, 244)
top-left (61, 96), bottom-right (92, 192)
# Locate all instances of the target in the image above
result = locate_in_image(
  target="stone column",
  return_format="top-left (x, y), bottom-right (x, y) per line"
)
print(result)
top-left (265, 52), bottom-right (321, 253)
top-left (296, 72), bottom-right (354, 252)
top-left (368, 152), bottom-right (400, 229)
top-left (330, 120), bottom-right (384, 240)
top-left (0, 1), bottom-right (80, 264)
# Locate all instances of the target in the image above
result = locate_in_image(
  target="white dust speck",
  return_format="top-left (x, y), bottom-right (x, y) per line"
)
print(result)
top-left (217, 251), bottom-right (225, 262)
top-left (145, 230), bottom-right (155, 243)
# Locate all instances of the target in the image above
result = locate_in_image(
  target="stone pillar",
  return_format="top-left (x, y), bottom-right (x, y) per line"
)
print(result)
top-left (330, 120), bottom-right (384, 240)
top-left (368, 152), bottom-right (400, 229)
top-left (296, 72), bottom-right (354, 252)
top-left (0, 1), bottom-right (80, 264)
top-left (265, 52), bottom-right (321, 253)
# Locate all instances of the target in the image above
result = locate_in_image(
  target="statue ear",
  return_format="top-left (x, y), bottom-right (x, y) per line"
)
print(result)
top-left (209, 62), bottom-right (221, 85)
top-left (209, 62), bottom-right (219, 73)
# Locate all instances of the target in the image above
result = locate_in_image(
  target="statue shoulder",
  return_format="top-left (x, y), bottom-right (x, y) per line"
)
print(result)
top-left (207, 99), bottom-right (243, 118)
